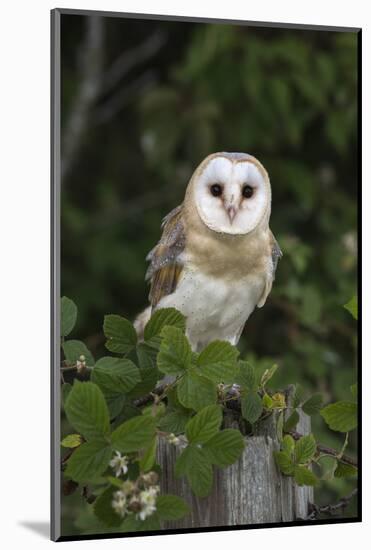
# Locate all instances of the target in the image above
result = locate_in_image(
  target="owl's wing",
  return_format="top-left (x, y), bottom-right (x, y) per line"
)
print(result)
top-left (270, 231), bottom-right (283, 276)
top-left (257, 230), bottom-right (282, 308)
top-left (146, 205), bottom-right (186, 308)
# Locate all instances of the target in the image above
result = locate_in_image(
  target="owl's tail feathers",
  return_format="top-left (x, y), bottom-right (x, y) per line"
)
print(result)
top-left (134, 306), bottom-right (152, 341)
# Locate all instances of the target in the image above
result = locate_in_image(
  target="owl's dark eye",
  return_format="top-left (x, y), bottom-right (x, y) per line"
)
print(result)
top-left (210, 183), bottom-right (223, 197)
top-left (242, 184), bottom-right (254, 198)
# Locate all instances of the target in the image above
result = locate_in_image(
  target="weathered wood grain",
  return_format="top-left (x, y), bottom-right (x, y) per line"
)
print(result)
top-left (156, 387), bottom-right (313, 528)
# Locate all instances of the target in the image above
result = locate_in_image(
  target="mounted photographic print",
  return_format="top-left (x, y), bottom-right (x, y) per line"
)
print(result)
top-left (51, 8), bottom-right (361, 542)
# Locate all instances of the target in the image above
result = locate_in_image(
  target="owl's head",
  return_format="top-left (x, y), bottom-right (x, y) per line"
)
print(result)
top-left (187, 152), bottom-right (271, 235)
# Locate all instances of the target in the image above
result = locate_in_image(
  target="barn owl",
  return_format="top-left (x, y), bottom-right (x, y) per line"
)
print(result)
top-left (135, 152), bottom-right (282, 351)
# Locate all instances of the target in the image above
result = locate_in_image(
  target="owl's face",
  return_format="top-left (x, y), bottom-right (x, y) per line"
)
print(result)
top-left (191, 153), bottom-right (271, 235)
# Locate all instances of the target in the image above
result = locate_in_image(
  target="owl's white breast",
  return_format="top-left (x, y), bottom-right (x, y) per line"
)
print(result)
top-left (156, 265), bottom-right (265, 351)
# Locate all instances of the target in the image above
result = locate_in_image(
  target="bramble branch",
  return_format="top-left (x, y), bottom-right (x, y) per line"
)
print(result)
top-left (290, 431), bottom-right (357, 467)
top-left (132, 384), bottom-right (357, 468)
top-left (60, 364), bottom-right (92, 373)
top-left (307, 488), bottom-right (358, 519)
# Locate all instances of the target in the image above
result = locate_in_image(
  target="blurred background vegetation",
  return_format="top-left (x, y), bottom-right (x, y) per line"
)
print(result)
top-left (60, 13), bottom-right (358, 534)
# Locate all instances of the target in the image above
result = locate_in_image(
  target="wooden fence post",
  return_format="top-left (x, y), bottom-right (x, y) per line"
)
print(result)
top-left (157, 386), bottom-right (313, 528)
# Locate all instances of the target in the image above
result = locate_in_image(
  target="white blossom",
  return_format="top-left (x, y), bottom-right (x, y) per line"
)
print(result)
top-left (112, 490), bottom-right (128, 517)
top-left (76, 355), bottom-right (86, 372)
top-left (109, 451), bottom-right (129, 477)
top-left (141, 471), bottom-right (159, 486)
top-left (138, 485), bottom-right (160, 521)
top-left (167, 433), bottom-right (181, 446)
top-left (121, 480), bottom-right (135, 494)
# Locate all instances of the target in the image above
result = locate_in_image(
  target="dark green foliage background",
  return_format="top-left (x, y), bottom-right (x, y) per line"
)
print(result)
top-left (61, 13), bottom-right (358, 533)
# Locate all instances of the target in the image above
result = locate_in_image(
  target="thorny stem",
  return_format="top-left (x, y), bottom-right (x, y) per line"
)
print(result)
top-left (339, 432), bottom-right (349, 460)
top-left (327, 431), bottom-right (350, 478)
top-left (132, 370), bottom-right (186, 408)
top-left (307, 488), bottom-right (358, 519)
top-left (82, 485), bottom-right (96, 504)
top-left (290, 431), bottom-right (357, 467)
top-left (61, 448), bottom-right (75, 467)
top-left (61, 364), bottom-right (93, 372)
top-left (157, 372), bottom-right (186, 403)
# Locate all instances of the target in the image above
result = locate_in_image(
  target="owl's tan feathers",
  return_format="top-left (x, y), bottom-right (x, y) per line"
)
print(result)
top-left (146, 205), bottom-right (185, 307)
top-left (141, 152), bottom-right (282, 351)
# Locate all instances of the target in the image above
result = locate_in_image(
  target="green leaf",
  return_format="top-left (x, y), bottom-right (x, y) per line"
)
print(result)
top-left (276, 411), bottom-right (284, 442)
top-left (166, 387), bottom-right (187, 410)
top-left (274, 451), bottom-right (295, 475)
top-left (61, 434), bottom-right (82, 448)
top-left (262, 394), bottom-right (274, 408)
top-left (284, 410), bottom-right (300, 432)
top-left (93, 486), bottom-right (123, 527)
top-left (203, 429), bottom-right (245, 467)
top-left (236, 361), bottom-right (257, 390)
top-left (282, 434), bottom-right (295, 457)
top-left (142, 401), bottom-right (166, 419)
top-left (91, 357), bottom-right (140, 394)
top-left (126, 366), bottom-right (160, 399)
top-left (174, 445), bottom-right (192, 478)
top-left (294, 465), bottom-right (318, 486)
top-left (344, 295), bottom-right (357, 320)
top-left (139, 436), bottom-right (157, 472)
top-left (177, 371), bottom-right (217, 411)
top-left (271, 393), bottom-right (286, 409)
top-left (104, 314), bottom-right (137, 354)
top-left (112, 404), bottom-right (141, 429)
top-left (65, 440), bottom-right (112, 483)
top-left (302, 394), bottom-right (323, 416)
top-left (144, 307), bottom-right (186, 341)
top-left (320, 401), bottom-right (357, 432)
top-left (61, 296), bottom-right (77, 337)
top-left (106, 475), bottom-right (124, 488)
top-left (121, 513), bottom-right (160, 532)
top-left (136, 343), bottom-right (157, 369)
top-left (158, 410), bottom-right (190, 435)
top-left (295, 434), bottom-right (316, 464)
top-left (260, 364), bottom-right (279, 387)
top-left (111, 415), bottom-right (156, 453)
top-left (157, 326), bottom-right (192, 375)
top-left (105, 394), bottom-right (126, 420)
top-left (62, 383), bottom-right (72, 405)
top-left (241, 391), bottom-right (263, 423)
top-left (185, 405), bottom-right (222, 444)
top-left (196, 341), bottom-right (239, 383)
top-left (175, 446), bottom-right (213, 497)
top-left (156, 495), bottom-right (190, 521)
top-left (334, 462), bottom-right (358, 478)
top-left (292, 384), bottom-right (305, 408)
top-left (65, 381), bottom-right (110, 440)
top-left (62, 340), bottom-right (95, 366)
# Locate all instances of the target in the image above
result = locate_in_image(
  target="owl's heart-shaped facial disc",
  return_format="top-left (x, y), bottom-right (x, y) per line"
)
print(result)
top-left (192, 154), bottom-right (271, 235)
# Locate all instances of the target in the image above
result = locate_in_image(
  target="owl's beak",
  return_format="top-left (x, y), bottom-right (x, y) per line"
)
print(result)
top-left (226, 205), bottom-right (237, 224)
